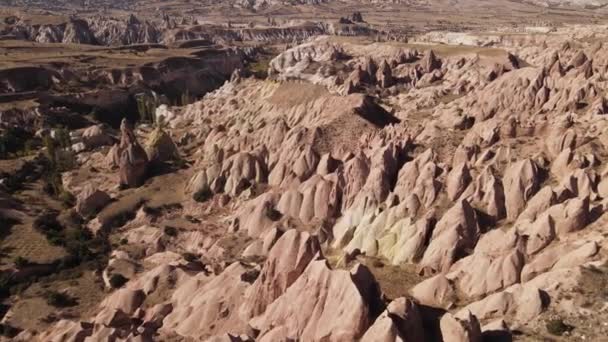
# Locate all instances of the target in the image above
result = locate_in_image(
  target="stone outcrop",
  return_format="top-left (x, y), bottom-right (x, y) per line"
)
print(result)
top-left (76, 184), bottom-right (111, 217)
top-left (240, 230), bottom-right (321, 320)
top-left (145, 126), bottom-right (180, 164)
top-left (109, 119), bottom-right (149, 188)
top-left (249, 261), bottom-right (381, 341)
top-left (419, 199), bottom-right (480, 274)
top-left (361, 298), bottom-right (425, 342)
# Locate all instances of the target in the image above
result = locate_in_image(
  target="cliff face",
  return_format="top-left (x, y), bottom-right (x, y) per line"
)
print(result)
top-left (0, 45), bottom-right (251, 131)
top-left (0, 47), bottom-right (248, 94)
top-left (4, 16), bottom-right (162, 46)
top-left (1, 16), bottom-right (338, 46)
top-left (0, 67), bottom-right (58, 93)
top-left (237, 0), bottom-right (328, 9)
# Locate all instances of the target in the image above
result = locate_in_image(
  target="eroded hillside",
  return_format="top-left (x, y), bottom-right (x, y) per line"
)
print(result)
top-left (2, 1), bottom-right (608, 341)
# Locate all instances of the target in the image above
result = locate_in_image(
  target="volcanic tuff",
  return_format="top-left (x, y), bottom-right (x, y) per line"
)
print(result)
top-left (3, 0), bottom-right (608, 341)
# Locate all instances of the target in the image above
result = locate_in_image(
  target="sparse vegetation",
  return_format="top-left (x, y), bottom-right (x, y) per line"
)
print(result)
top-left (164, 226), bottom-right (178, 237)
top-left (193, 187), bottom-right (213, 202)
top-left (0, 127), bottom-right (36, 159)
top-left (174, 157), bottom-right (188, 169)
top-left (136, 93), bottom-right (159, 124)
top-left (40, 132), bottom-right (76, 206)
top-left (180, 88), bottom-right (193, 106)
top-left (546, 318), bottom-right (574, 336)
top-left (266, 206), bottom-right (282, 221)
top-left (91, 107), bottom-right (103, 122)
top-left (58, 190), bottom-right (76, 208)
top-left (33, 210), bottom-right (109, 268)
top-left (182, 252), bottom-right (198, 263)
top-left (109, 274), bottom-right (129, 289)
top-left (0, 323), bottom-right (20, 338)
top-left (13, 256), bottom-right (31, 268)
top-left (1, 156), bottom-right (46, 193)
top-left (33, 210), bottom-right (63, 231)
top-left (248, 58), bottom-right (271, 79)
top-left (44, 290), bottom-right (77, 307)
top-left (53, 127), bottom-right (72, 150)
top-left (0, 216), bottom-right (18, 239)
top-left (240, 268), bottom-right (260, 284)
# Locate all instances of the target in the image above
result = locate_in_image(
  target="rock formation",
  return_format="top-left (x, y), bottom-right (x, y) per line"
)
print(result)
top-left (6, 11), bottom-right (608, 342)
top-left (111, 119), bottom-right (149, 188)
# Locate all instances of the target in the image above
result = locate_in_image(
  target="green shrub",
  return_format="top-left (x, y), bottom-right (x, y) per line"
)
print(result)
top-left (91, 108), bottom-right (104, 122)
top-left (42, 172), bottom-right (63, 197)
top-left (0, 216), bottom-right (17, 238)
top-left (43, 135), bottom-right (57, 164)
top-left (248, 58), bottom-right (271, 79)
top-left (22, 139), bottom-right (37, 155)
top-left (43, 132), bottom-right (75, 173)
top-left (266, 206), bottom-right (282, 221)
top-left (54, 128), bottom-right (71, 149)
top-left (182, 252), bottom-right (198, 263)
top-left (0, 127), bottom-right (32, 159)
top-left (136, 94), bottom-right (159, 124)
top-left (174, 158), bottom-right (188, 169)
top-left (34, 211), bottom-right (103, 266)
top-left (193, 187), bottom-right (213, 203)
top-left (13, 256), bottom-right (30, 269)
top-left (240, 268), bottom-right (260, 284)
top-left (180, 89), bottom-right (193, 106)
top-left (0, 323), bottom-right (20, 338)
top-left (164, 226), bottom-right (178, 237)
top-left (58, 191), bottom-right (76, 208)
top-left (109, 274), bottom-right (128, 289)
top-left (33, 211), bottom-right (63, 232)
top-left (47, 234), bottom-right (66, 246)
top-left (44, 291), bottom-right (77, 307)
top-left (546, 319), bottom-right (574, 336)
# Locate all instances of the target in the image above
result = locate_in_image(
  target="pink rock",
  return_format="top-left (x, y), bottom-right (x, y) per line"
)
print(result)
top-left (503, 159), bottom-right (540, 221)
top-left (420, 50), bottom-right (442, 73)
top-left (461, 166), bottom-right (506, 220)
top-left (410, 274), bottom-right (456, 310)
top-left (458, 284), bottom-right (546, 323)
top-left (114, 119), bottom-right (149, 188)
top-left (162, 262), bottom-right (251, 339)
top-left (249, 260), bottom-right (379, 341)
top-left (145, 126), bottom-right (180, 164)
top-left (439, 312), bottom-right (482, 342)
top-left (448, 229), bottom-right (524, 298)
top-left (361, 298), bottom-right (425, 342)
top-left (419, 199), bottom-right (480, 274)
top-left (376, 59), bottom-right (395, 88)
top-left (546, 196), bottom-right (589, 235)
top-left (99, 288), bottom-right (145, 315)
top-left (76, 184), bottom-right (111, 217)
top-left (37, 320), bottom-right (93, 342)
top-left (517, 186), bottom-right (556, 222)
top-left (447, 163), bottom-right (471, 201)
top-left (522, 214), bottom-right (556, 255)
top-left (82, 124), bottom-right (114, 149)
top-left (240, 230), bottom-right (321, 320)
